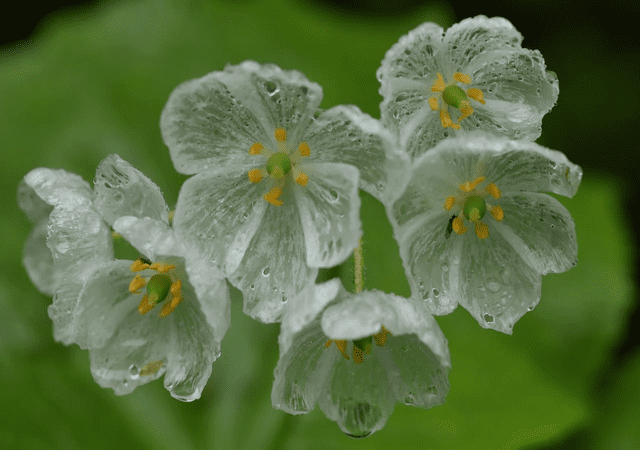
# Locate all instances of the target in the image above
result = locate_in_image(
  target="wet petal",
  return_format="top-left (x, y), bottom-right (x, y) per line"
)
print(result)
top-left (113, 216), bottom-right (181, 262)
top-left (294, 162), bottom-right (361, 268)
top-left (23, 220), bottom-right (61, 296)
top-left (92, 154), bottom-right (169, 226)
top-left (161, 61), bottom-right (322, 175)
top-left (494, 192), bottom-right (578, 274)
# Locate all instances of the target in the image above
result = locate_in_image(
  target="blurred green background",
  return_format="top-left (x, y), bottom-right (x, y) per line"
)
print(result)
top-left (1, 0), bottom-right (638, 449)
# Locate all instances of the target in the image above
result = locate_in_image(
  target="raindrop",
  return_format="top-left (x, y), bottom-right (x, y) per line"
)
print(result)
top-left (262, 267), bottom-right (270, 277)
top-left (123, 380), bottom-right (128, 387)
top-left (376, 181), bottom-right (385, 190)
top-left (441, 264), bottom-right (449, 272)
top-left (264, 81), bottom-right (279, 95)
top-left (129, 364), bottom-right (139, 379)
top-left (527, 305), bottom-right (535, 311)
top-left (487, 82), bottom-right (498, 93)
top-left (486, 278), bottom-right (501, 292)
top-left (328, 189), bottom-right (339, 202)
top-left (250, 284), bottom-right (255, 290)
top-left (404, 395), bottom-right (415, 405)
top-left (483, 313), bottom-right (494, 323)
top-left (421, 290), bottom-right (429, 300)
top-left (432, 288), bottom-right (440, 297)
top-left (427, 385), bottom-right (438, 395)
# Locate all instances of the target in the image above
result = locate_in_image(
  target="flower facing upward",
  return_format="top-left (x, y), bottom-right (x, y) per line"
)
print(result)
top-left (388, 133), bottom-right (582, 333)
top-left (272, 280), bottom-right (450, 438)
top-left (377, 16), bottom-right (559, 160)
top-left (161, 61), bottom-right (408, 323)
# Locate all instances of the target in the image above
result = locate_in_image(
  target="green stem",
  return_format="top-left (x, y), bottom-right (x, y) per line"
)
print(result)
top-left (354, 237), bottom-right (364, 293)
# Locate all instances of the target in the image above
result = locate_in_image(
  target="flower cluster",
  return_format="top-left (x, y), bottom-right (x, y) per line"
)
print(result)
top-left (18, 16), bottom-right (581, 437)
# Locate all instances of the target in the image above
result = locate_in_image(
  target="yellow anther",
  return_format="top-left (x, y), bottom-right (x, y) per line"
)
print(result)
top-left (459, 176), bottom-right (486, 192)
top-left (458, 103), bottom-right (474, 122)
top-left (248, 169), bottom-right (263, 183)
top-left (454, 72), bottom-right (472, 84)
top-left (373, 326), bottom-right (392, 347)
top-left (444, 196), bottom-right (456, 210)
top-left (159, 294), bottom-right (183, 317)
top-left (475, 221), bottom-right (489, 239)
top-left (486, 182), bottom-right (501, 199)
top-left (298, 142), bottom-right (311, 157)
top-left (326, 340), bottom-right (350, 360)
top-left (150, 262), bottom-right (175, 273)
top-left (264, 186), bottom-right (284, 206)
top-left (112, 231), bottom-right (121, 239)
top-left (129, 274), bottom-right (146, 294)
top-left (130, 259), bottom-right (150, 272)
top-left (170, 279), bottom-right (182, 297)
top-left (249, 142), bottom-right (264, 155)
top-left (353, 345), bottom-right (364, 364)
top-left (439, 110), bottom-right (460, 130)
top-left (140, 360), bottom-right (164, 376)
top-left (490, 205), bottom-right (504, 222)
top-left (168, 210), bottom-right (175, 222)
top-left (428, 97), bottom-right (439, 110)
top-left (467, 88), bottom-right (486, 105)
top-left (275, 128), bottom-right (287, 142)
top-left (138, 295), bottom-right (155, 315)
top-left (431, 73), bottom-right (445, 92)
top-left (295, 172), bottom-right (308, 186)
top-left (452, 216), bottom-right (467, 235)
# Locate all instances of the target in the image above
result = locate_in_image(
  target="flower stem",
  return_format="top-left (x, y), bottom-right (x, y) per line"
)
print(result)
top-left (354, 237), bottom-right (364, 293)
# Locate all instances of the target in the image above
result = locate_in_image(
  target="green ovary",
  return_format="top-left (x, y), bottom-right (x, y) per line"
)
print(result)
top-left (442, 85), bottom-right (468, 109)
top-left (146, 274), bottom-right (172, 304)
top-left (353, 335), bottom-right (372, 354)
top-left (463, 196), bottom-right (487, 222)
top-left (266, 153), bottom-right (292, 179)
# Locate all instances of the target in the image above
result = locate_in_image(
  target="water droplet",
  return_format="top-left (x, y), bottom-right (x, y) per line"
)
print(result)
top-left (487, 82), bottom-right (498, 93)
top-left (421, 290), bottom-right (429, 300)
top-left (262, 267), bottom-right (270, 277)
top-left (404, 395), bottom-right (415, 405)
top-left (129, 364), bottom-right (139, 379)
top-left (486, 278), bottom-right (501, 292)
top-left (418, 281), bottom-right (424, 288)
top-left (500, 297), bottom-right (507, 305)
top-left (123, 380), bottom-right (128, 387)
top-left (264, 81), bottom-right (279, 95)
top-left (328, 189), bottom-right (339, 202)
top-left (432, 288), bottom-right (439, 297)
top-left (442, 264), bottom-right (449, 272)
top-left (427, 385), bottom-right (437, 395)
top-left (483, 313), bottom-right (494, 323)
top-left (249, 284), bottom-right (255, 290)
top-left (528, 305), bottom-right (535, 311)
top-left (376, 181), bottom-right (385, 190)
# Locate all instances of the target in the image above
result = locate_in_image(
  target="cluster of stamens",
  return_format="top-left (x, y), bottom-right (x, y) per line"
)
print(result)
top-left (444, 176), bottom-right (504, 239)
top-left (247, 128), bottom-right (310, 206)
top-left (429, 72), bottom-right (485, 129)
top-left (128, 256), bottom-right (183, 317)
top-left (325, 326), bottom-right (392, 365)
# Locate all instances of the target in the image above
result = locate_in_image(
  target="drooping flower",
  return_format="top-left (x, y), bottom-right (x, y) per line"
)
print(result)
top-left (20, 154), bottom-right (229, 401)
top-left (377, 16), bottom-right (559, 160)
top-left (272, 279), bottom-right (450, 438)
top-left (160, 61), bottom-right (408, 323)
top-left (388, 132), bottom-right (582, 333)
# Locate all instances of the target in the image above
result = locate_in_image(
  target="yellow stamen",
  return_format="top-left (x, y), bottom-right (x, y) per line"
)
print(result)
top-left (458, 102), bottom-right (474, 122)
top-left (439, 110), bottom-right (460, 130)
top-left (475, 221), bottom-right (489, 239)
top-left (248, 169), bottom-right (264, 183)
top-left (249, 142), bottom-right (264, 155)
top-left (486, 182), bottom-right (501, 199)
top-left (159, 294), bottom-right (183, 317)
top-left (454, 72), bottom-right (472, 84)
top-left (431, 73), bottom-right (445, 92)
top-left (130, 259), bottom-right (150, 272)
top-left (140, 360), bottom-right (164, 376)
top-left (168, 210), bottom-right (175, 222)
top-left (428, 97), bottom-right (439, 110)
top-left (138, 295), bottom-right (155, 315)
top-left (452, 216), bottom-right (467, 235)
top-left (264, 186), bottom-right (284, 206)
top-left (490, 205), bottom-right (504, 222)
top-left (150, 262), bottom-right (175, 273)
top-left (325, 340), bottom-right (350, 360)
top-left (275, 128), bottom-right (287, 142)
top-left (170, 279), bottom-right (182, 297)
top-left (460, 176), bottom-right (486, 192)
top-left (129, 274), bottom-right (146, 294)
top-left (298, 142), bottom-right (310, 157)
top-left (373, 326), bottom-right (392, 347)
top-left (444, 196), bottom-right (456, 210)
top-left (467, 88), bottom-right (486, 104)
top-left (295, 172), bottom-right (308, 186)
top-left (353, 345), bottom-right (364, 364)
top-left (112, 231), bottom-right (121, 239)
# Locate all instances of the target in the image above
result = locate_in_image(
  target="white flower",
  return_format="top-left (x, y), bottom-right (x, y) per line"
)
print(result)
top-left (272, 280), bottom-right (450, 438)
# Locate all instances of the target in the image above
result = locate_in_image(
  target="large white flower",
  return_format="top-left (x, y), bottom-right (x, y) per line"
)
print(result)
top-left (378, 16), bottom-right (559, 159)
top-left (388, 133), bottom-right (582, 333)
top-left (272, 280), bottom-right (450, 438)
top-left (160, 61), bottom-right (409, 323)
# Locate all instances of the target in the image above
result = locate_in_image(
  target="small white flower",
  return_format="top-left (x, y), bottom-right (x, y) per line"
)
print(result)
top-left (272, 280), bottom-right (450, 438)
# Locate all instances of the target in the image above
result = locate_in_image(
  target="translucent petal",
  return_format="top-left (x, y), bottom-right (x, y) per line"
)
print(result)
top-left (495, 192), bottom-right (578, 274)
top-left (399, 108), bottom-right (451, 160)
top-left (92, 154), bottom-right (169, 226)
top-left (227, 191), bottom-right (318, 323)
top-left (23, 220), bottom-right (61, 296)
top-left (379, 334), bottom-right (449, 409)
top-left (294, 162), bottom-right (361, 268)
top-left (272, 314), bottom-right (338, 414)
top-left (161, 61), bottom-right (322, 175)
top-left (49, 269), bottom-right (95, 345)
top-left (113, 216), bottom-right (181, 262)
top-left (454, 224), bottom-right (543, 333)
top-left (304, 105), bottom-right (410, 204)
top-left (18, 168), bottom-right (91, 222)
top-left (318, 347), bottom-right (397, 438)
top-left (174, 169), bottom-right (268, 268)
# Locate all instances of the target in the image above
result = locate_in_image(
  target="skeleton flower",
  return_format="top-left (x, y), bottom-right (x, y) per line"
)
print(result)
top-left (20, 155), bottom-right (229, 401)
top-left (161, 61), bottom-right (408, 323)
top-left (272, 280), bottom-right (450, 438)
top-left (388, 132), bottom-right (582, 333)
top-left (377, 16), bottom-right (559, 160)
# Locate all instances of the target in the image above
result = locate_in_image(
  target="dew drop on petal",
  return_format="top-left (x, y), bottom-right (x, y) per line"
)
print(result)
top-left (442, 264), bottom-right (449, 272)
top-left (483, 313), bottom-right (494, 323)
top-left (486, 278), bottom-right (501, 292)
top-left (129, 364), bottom-right (139, 380)
top-left (262, 267), bottom-right (270, 277)
top-left (427, 385), bottom-right (438, 395)
top-left (432, 288), bottom-right (439, 297)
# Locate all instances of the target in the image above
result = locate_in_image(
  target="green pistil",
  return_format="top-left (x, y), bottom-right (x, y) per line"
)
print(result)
top-left (353, 335), bottom-right (372, 354)
top-left (146, 274), bottom-right (172, 304)
top-left (266, 153), bottom-right (291, 179)
top-left (442, 85), bottom-right (468, 109)
top-left (463, 196), bottom-right (487, 222)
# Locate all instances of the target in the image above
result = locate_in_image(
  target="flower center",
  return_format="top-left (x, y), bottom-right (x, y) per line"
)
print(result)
top-left (325, 326), bottom-right (392, 365)
top-left (442, 85), bottom-right (468, 109)
top-left (428, 72), bottom-right (486, 130)
top-left (128, 257), bottom-right (183, 317)
top-left (443, 178), bottom-right (504, 239)
top-left (247, 128), bottom-right (311, 206)
top-left (463, 196), bottom-right (486, 222)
